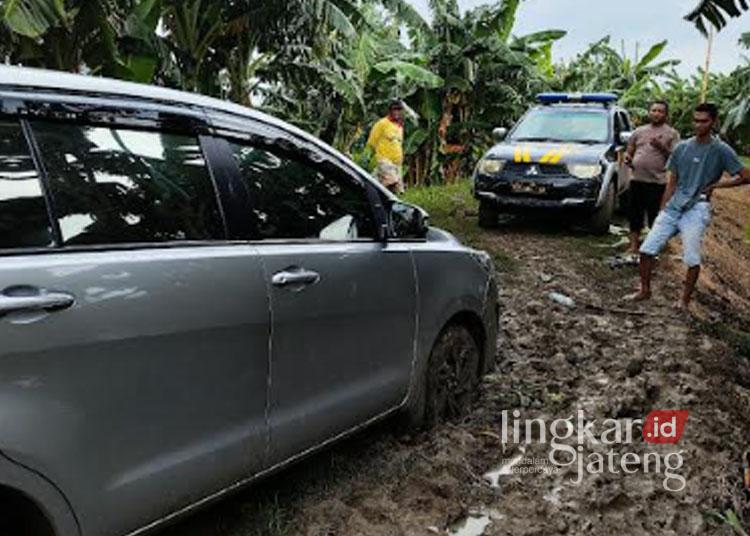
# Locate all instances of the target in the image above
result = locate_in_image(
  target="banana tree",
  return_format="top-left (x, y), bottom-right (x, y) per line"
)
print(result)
top-left (1, 0), bottom-right (162, 79)
top-left (382, 0), bottom-right (558, 186)
top-left (685, 0), bottom-right (750, 34)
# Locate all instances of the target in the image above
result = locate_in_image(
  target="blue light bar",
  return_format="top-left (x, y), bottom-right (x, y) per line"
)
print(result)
top-left (537, 93), bottom-right (618, 105)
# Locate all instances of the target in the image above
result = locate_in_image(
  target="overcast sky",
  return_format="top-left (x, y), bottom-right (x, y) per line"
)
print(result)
top-left (408, 0), bottom-right (748, 75)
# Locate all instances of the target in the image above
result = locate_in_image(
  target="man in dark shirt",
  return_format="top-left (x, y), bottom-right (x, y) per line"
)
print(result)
top-left (627, 103), bottom-right (750, 310)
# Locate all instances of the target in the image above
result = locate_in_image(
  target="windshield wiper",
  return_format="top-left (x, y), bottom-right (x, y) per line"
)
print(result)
top-left (512, 137), bottom-right (564, 142)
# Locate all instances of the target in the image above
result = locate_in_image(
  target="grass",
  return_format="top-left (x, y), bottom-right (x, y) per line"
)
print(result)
top-left (697, 318), bottom-right (750, 361)
top-left (402, 179), bottom-right (519, 272)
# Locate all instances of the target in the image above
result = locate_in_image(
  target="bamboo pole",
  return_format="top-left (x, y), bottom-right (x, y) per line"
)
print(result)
top-left (700, 27), bottom-right (714, 103)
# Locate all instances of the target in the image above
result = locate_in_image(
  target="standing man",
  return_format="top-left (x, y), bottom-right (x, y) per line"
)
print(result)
top-left (624, 100), bottom-right (680, 255)
top-left (367, 99), bottom-right (405, 194)
top-left (628, 103), bottom-right (750, 309)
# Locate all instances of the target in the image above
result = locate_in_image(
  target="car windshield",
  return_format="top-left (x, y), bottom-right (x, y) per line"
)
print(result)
top-left (510, 108), bottom-right (610, 144)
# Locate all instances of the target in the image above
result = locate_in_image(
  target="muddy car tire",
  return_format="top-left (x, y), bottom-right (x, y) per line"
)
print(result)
top-left (399, 325), bottom-right (481, 431)
top-left (478, 201), bottom-right (499, 229)
top-left (587, 182), bottom-right (615, 235)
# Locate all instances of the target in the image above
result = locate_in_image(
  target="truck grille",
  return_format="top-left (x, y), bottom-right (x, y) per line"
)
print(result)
top-left (502, 162), bottom-right (568, 178)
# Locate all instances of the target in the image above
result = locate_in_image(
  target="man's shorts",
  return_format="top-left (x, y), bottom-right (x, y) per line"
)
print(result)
top-left (376, 159), bottom-right (404, 194)
top-left (628, 181), bottom-right (665, 233)
top-left (639, 201), bottom-right (712, 267)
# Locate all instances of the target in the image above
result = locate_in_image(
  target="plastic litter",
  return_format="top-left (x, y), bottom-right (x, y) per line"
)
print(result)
top-left (548, 292), bottom-right (575, 308)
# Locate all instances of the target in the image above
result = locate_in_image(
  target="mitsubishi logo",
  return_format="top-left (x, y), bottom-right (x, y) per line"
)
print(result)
top-left (526, 165), bottom-right (540, 177)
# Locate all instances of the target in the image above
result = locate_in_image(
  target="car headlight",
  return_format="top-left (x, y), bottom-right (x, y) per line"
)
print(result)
top-left (567, 164), bottom-right (602, 179)
top-left (477, 159), bottom-right (506, 175)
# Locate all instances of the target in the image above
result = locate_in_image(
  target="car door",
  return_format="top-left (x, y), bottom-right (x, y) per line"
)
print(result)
top-left (614, 110), bottom-right (631, 194)
top-left (219, 133), bottom-right (417, 464)
top-left (0, 111), bottom-right (270, 536)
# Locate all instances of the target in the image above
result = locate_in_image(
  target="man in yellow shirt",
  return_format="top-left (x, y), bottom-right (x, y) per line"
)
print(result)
top-left (366, 100), bottom-right (405, 194)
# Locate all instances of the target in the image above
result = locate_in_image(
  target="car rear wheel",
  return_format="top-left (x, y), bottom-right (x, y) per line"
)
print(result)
top-left (0, 489), bottom-right (56, 536)
top-left (478, 201), bottom-right (499, 229)
top-left (587, 181), bottom-right (615, 235)
top-left (399, 325), bottom-right (481, 430)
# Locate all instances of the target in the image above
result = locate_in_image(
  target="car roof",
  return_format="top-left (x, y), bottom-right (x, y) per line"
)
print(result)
top-left (0, 65), bottom-right (313, 139)
top-left (0, 65), bottom-right (394, 196)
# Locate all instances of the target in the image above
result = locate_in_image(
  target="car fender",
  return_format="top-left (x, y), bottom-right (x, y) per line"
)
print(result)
top-left (0, 451), bottom-right (80, 536)
top-left (402, 249), bottom-right (494, 408)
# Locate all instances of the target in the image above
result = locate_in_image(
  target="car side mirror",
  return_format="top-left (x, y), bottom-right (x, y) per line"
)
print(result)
top-left (619, 131), bottom-right (633, 145)
top-left (389, 201), bottom-right (429, 240)
top-left (492, 127), bottom-right (508, 143)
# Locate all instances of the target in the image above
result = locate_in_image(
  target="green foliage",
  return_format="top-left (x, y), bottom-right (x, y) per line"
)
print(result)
top-left (685, 0), bottom-right (750, 35)
top-left (1, 0), bottom-right (749, 185)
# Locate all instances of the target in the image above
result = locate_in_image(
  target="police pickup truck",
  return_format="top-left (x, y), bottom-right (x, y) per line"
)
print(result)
top-left (473, 93), bottom-right (633, 233)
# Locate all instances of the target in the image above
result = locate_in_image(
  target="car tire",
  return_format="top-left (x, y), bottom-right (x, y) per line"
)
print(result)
top-left (478, 201), bottom-right (499, 229)
top-left (399, 324), bottom-right (481, 431)
top-left (587, 181), bottom-right (615, 235)
top-left (0, 504), bottom-right (55, 536)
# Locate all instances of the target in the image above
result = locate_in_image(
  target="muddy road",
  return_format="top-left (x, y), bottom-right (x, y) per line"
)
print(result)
top-left (160, 187), bottom-right (750, 536)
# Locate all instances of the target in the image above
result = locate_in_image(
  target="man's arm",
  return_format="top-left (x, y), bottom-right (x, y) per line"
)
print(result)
top-left (624, 132), bottom-right (637, 166)
top-left (661, 171), bottom-right (678, 209)
top-left (706, 167), bottom-right (750, 192)
top-left (704, 146), bottom-right (750, 193)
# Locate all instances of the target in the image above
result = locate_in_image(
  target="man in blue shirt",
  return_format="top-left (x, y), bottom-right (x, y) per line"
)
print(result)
top-left (628, 103), bottom-right (750, 310)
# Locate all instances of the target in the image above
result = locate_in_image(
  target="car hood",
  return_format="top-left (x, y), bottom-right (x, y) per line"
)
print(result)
top-left (485, 141), bottom-right (610, 165)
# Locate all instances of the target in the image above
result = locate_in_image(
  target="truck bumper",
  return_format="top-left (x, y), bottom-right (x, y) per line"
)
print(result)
top-left (475, 191), bottom-right (597, 211)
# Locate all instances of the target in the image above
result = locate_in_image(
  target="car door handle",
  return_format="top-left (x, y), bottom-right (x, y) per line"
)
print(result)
top-left (0, 288), bottom-right (76, 316)
top-left (271, 269), bottom-right (320, 288)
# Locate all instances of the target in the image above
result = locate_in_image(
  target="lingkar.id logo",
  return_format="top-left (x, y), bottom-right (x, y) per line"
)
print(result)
top-left (500, 409), bottom-right (689, 492)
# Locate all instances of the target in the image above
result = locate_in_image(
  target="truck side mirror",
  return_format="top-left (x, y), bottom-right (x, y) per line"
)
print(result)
top-left (492, 128), bottom-right (508, 143)
top-left (619, 131), bottom-right (633, 145)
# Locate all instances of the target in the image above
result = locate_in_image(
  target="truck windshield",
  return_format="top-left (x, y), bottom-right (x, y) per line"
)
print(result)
top-left (510, 108), bottom-right (610, 144)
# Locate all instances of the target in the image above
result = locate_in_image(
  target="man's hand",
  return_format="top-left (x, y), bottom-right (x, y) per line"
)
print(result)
top-left (649, 137), bottom-right (670, 156)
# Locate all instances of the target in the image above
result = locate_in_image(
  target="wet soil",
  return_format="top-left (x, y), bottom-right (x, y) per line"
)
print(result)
top-left (160, 188), bottom-right (750, 536)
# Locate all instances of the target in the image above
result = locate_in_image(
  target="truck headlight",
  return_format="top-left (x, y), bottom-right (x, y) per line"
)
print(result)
top-left (567, 164), bottom-right (602, 179)
top-left (477, 159), bottom-right (505, 175)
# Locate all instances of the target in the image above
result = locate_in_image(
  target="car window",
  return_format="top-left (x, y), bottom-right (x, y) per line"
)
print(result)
top-left (228, 141), bottom-right (377, 241)
top-left (619, 112), bottom-right (632, 132)
top-left (511, 108), bottom-right (610, 143)
top-left (0, 121), bottom-right (55, 249)
top-left (31, 121), bottom-right (224, 246)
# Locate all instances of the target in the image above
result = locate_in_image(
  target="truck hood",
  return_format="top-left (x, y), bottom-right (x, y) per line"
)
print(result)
top-left (485, 141), bottom-right (610, 165)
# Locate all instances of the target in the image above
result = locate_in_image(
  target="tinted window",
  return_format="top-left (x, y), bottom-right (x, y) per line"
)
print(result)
top-left (619, 112), bottom-right (632, 132)
top-left (229, 142), bottom-right (376, 241)
top-left (0, 121), bottom-right (54, 249)
top-left (32, 122), bottom-right (224, 246)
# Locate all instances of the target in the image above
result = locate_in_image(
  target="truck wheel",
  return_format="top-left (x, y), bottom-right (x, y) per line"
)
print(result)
top-left (588, 182), bottom-right (615, 235)
top-left (478, 201), bottom-right (499, 229)
top-left (399, 325), bottom-right (480, 431)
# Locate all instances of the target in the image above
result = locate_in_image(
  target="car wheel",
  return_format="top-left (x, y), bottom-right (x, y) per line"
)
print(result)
top-left (398, 324), bottom-right (481, 431)
top-left (478, 201), bottom-right (499, 229)
top-left (587, 182), bottom-right (615, 235)
top-left (425, 325), bottom-right (481, 428)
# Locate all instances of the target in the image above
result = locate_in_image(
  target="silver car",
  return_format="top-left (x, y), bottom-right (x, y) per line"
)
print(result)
top-left (0, 66), bottom-right (498, 536)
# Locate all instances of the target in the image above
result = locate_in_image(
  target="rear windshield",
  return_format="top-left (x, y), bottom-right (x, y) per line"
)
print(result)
top-left (510, 108), bottom-right (610, 144)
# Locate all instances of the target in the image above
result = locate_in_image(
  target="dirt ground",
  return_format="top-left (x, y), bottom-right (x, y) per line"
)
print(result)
top-left (160, 187), bottom-right (750, 536)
